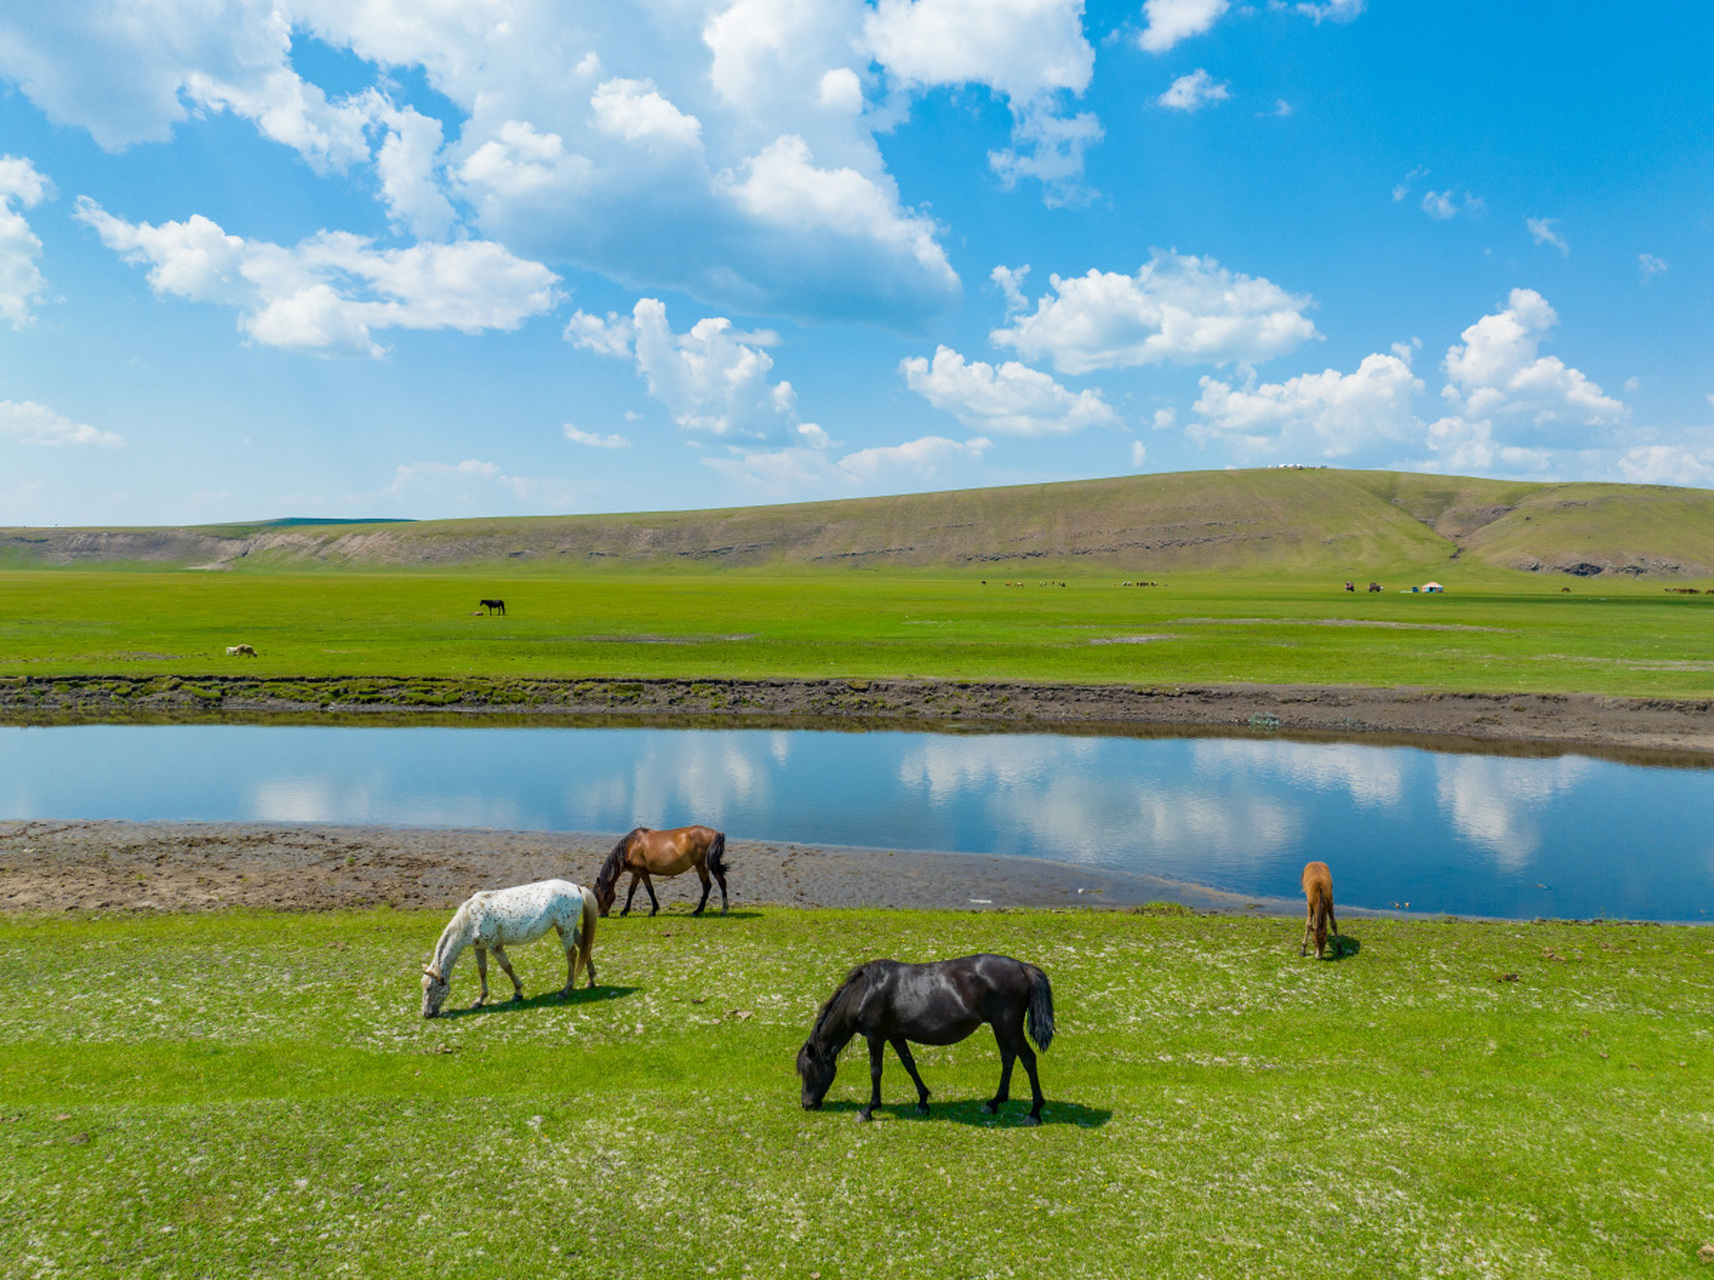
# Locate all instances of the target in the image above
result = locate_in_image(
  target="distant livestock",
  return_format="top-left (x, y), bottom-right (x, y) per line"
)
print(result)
top-left (225, 644), bottom-right (256, 657)
top-left (1344, 581), bottom-right (1355, 592)
top-left (478, 598), bottom-right (506, 615)
top-left (1367, 582), bottom-right (1382, 592)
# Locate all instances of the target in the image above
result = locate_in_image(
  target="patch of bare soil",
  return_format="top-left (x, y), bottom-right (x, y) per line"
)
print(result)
top-left (3, 675), bottom-right (1712, 761)
top-left (0, 821), bottom-right (1293, 917)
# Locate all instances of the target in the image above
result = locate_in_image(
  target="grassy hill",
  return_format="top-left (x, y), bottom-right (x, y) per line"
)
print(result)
top-left (3, 468), bottom-right (1711, 580)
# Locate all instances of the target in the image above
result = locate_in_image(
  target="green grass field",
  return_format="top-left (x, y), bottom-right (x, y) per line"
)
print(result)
top-left (3, 906), bottom-right (1708, 1278)
top-left (3, 567), bottom-right (1712, 697)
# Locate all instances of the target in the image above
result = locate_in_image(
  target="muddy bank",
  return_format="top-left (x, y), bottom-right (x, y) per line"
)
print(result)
top-left (2, 674), bottom-right (1712, 760)
top-left (0, 820), bottom-right (1327, 918)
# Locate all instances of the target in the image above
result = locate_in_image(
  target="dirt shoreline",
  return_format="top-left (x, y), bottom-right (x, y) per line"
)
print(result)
top-left (3, 674), bottom-right (1713, 761)
top-left (0, 820), bottom-right (1347, 919)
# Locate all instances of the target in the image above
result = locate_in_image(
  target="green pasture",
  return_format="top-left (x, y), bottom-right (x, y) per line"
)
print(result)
top-left (2, 566), bottom-right (1712, 697)
top-left (1, 906), bottom-right (1709, 1277)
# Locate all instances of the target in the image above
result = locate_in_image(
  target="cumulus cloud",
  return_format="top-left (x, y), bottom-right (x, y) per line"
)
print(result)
top-left (1137, 0), bottom-right (1228, 53)
top-left (1158, 68), bottom-right (1229, 112)
top-left (566, 297), bottom-right (818, 443)
top-left (1192, 350), bottom-right (1424, 459)
top-left (1525, 216), bottom-right (1567, 255)
top-left (991, 250), bottom-right (1319, 374)
top-left (1441, 288), bottom-right (1626, 427)
top-left (0, 399), bottom-right (124, 448)
top-left (75, 199), bottom-right (562, 356)
top-left (564, 424), bottom-right (632, 449)
top-left (704, 433), bottom-right (992, 498)
top-left (864, 0), bottom-right (1102, 204)
top-left (900, 345), bottom-right (1119, 436)
top-left (589, 77), bottom-right (703, 149)
top-left (0, 154), bottom-right (51, 328)
top-left (1615, 444), bottom-right (1714, 487)
top-left (1292, 0), bottom-right (1365, 21)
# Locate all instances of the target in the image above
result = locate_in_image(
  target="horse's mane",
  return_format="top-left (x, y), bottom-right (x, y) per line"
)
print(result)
top-left (807, 962), bottom-right (876, 1047)
top-left (594, 828), bottom-right (643, 895)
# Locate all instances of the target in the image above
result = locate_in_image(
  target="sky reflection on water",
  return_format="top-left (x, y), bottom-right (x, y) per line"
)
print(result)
top-left (2, 725), bottom-right (1708, 922)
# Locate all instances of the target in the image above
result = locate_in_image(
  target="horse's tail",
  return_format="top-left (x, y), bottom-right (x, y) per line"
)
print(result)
top-left (578, 885), bottom-right (598, 963)
top-left (1024, 963), bottom-right (1055, 1053)
top-left (707, 830), bottom-right (727, 879)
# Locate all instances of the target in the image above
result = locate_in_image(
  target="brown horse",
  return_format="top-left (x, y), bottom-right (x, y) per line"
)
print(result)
top-left (593, 825), bottom-right (728, 917)
top-left (1300, 860), bottom-right (1340, 958)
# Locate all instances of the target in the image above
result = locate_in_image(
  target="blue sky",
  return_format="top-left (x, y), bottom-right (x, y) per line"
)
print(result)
top-left (0, 0), bottom-right (1709, 526)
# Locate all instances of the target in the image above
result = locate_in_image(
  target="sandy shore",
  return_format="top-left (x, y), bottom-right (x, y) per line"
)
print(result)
top-left (0, 820), bottom-right (1328, 918)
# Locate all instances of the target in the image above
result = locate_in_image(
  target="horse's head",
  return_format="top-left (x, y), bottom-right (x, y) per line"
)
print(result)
top-left (592, 832), bottom-right (633, 917)
top-left (421, 964), bottom-right (450, 1019)
top-left (796, 1040), bottom-right (836, 1110)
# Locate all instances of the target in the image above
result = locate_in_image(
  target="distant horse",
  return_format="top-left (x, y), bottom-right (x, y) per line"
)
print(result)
top-left (1367, 582), bottom-right (1382, 592)
top-left (593, 825), bottom-right (728, 917)
top-left (796, 955), bottom-right (1055, 1124)
top-left (225, 644), bottom-right (257, 656)
top-left (479, 598), bottom-right (506, 615)
top-left (421, 879), bottom-right (597, 1017)
top-left (1300, 860), bottom-right (1340, 959)
top-left (1344, 581), bottom-right (1354, 592)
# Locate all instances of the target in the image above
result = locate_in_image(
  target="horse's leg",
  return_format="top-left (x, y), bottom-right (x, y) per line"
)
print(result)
top-left (622, 872), bottom-right (641, 917)
top-left (1327, 899), bottom-right (1341, 947)
top-left (473, 946), bottom-right (489, 1008)
top-left (491, 944), bottom-right (524, 1001)
top-left (691, 863), bottom-right (712, 916)
top-left (641, 873), bottom-right (660, 917)
top-left (983, 1027), bottom-right (1017, 1115)
top-left (1008, 1028), bottom-right (1045, 1125)
top-left (889, 1037), bottom-right (931, 1115)
top-left (1300, 900), bottom-right (1315, 957)
top-left (859, 1034), bottom-right (886, 1122)
top-left (713, 863), bottom-right (729, 914)
top-left (557, 923), bottom-right (577, 995)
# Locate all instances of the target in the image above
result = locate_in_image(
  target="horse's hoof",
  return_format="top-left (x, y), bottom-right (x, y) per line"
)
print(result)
top-left (981, 1101), bottom-right (999, 1114)
top-left (915, 1103), bottom-right (930, 1116)
top-left (856, 1111), bottom-right (872, 1123)
top-left (1021, 1115), bottom-right (1042, 1127)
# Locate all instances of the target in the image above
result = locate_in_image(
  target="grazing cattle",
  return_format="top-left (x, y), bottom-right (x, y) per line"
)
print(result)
top-left (797, 954), bottom-right (1055, 1124)
top-left (1300, 861), bottom-right (1340, 959)
top-left (225, 644), bottom-right (257, 657)
top-left (420, 879), bottom-right (598, 1018)
top-left (593, 825), bottom-right (729, 917)
top-left (478, 598), bottom-right (506, 615)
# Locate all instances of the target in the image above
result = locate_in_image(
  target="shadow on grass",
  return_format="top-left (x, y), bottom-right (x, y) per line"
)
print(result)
top-left (1303, 935), bottom-right (1361, 962)
top-left (611, 909), bottom-right (766, 922)
top-left (439, 985), bottom-right (641, 1019)
top-left (811, 1098), bottom-right (1113, 1128)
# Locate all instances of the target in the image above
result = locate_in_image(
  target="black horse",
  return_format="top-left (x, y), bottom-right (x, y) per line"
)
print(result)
top-left (796, 954), bottom-right (1055, 1124)
top-left (479, 598), bottom-right (506, 616)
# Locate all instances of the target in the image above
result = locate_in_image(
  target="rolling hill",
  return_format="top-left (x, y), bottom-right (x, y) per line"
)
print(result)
top-left (3, 468), bottom-right (1711, 579)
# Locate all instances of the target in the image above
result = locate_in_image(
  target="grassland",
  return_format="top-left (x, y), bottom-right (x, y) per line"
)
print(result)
top-left (2, 566), bottom-right (1712, 699)
top-left (3, 906), bottom-right (1709, 1278)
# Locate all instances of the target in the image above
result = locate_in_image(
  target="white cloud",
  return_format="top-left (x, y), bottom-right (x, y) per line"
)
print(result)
top-left (1293, 0), bottom-right (1365, 21)
top-left (864, 0), bottom-right (1101, 203)
top-left (1441, 288), bottom-right (1626, 427)
top-left (566, 297), bottom-right (817, 443)
top-left (1130, 439), bottom-right (1147, 467)
top-left (1192, 350), bottom-right (1424, 459)
top-left (1391, 165), bottom-right (1427, 202)
top-left (1525, 216), bottom-right (1568, 255)
top-left (900, 345), bottom-right (1119, 436)
top-left (1259, 98), bottom-right (1293, 117)
top-left (1137, 0), bottom-right (1228, 53)
top-left (371, 101), bottom-right (457, 241)
top-left (1158, 68), bottom-right (1229, 112)
top-left (1638, 252), bottom-right (1667, 283)
top-left (1616, 445), bottom-right (1714, 487)
top-left (563, 424), bottom-right (632, 449)
top-left (1421, 415), bottom-right (1550, 475)
top-left (704, 433), bottom-right (991, 498)
top-left (0, 154), bottom-right (51, 328)
top-left (75, 199), bottom-right (561, 357)
top-left (992, 263), bottom-right (1032, 314)
top-left (589, 77), bottom-right (703, 149)
top-left (1422, 188), bottom-right (1484, 220)
top-left (991, 250), bottom-right (1319, 374)
top-left (0, 399), bottom-right (124, 448)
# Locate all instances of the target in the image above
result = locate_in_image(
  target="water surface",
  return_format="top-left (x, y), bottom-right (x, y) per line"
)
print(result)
top-left (3, 725), bottom-right (1709, 922)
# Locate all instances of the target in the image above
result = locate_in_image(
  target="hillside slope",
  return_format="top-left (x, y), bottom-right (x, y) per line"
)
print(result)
top-left (2, 469), bottom-right (1710, 578)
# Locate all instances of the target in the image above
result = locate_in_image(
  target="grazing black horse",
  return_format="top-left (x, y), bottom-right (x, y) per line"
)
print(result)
top-left (796, 954), bottom-right (1055, 1125)
top-left (479, 598), bottom-right (506, 616)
